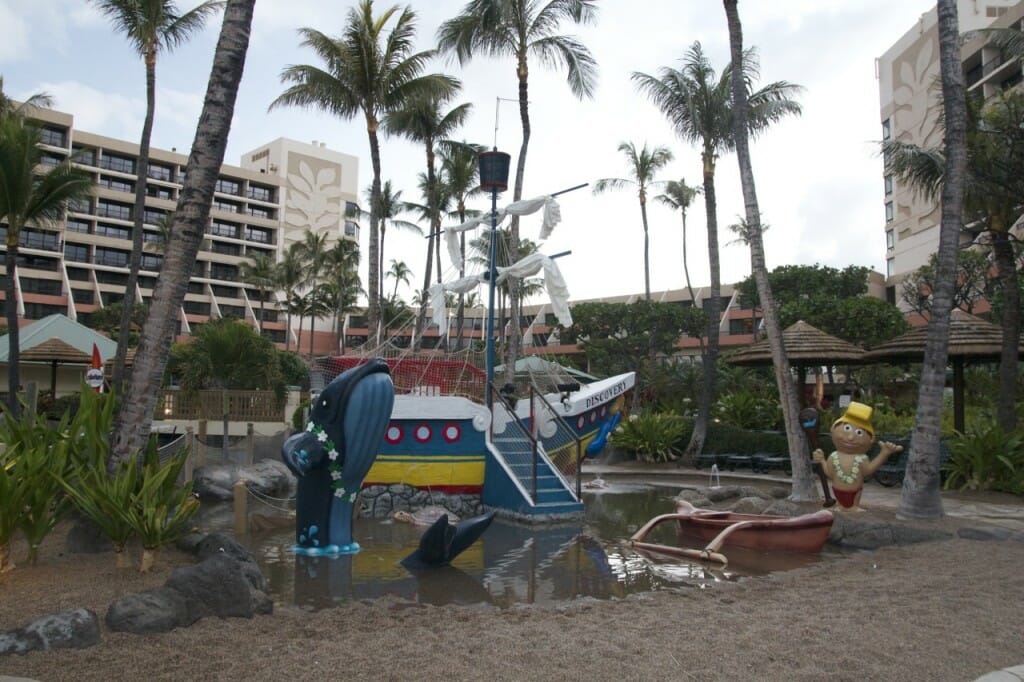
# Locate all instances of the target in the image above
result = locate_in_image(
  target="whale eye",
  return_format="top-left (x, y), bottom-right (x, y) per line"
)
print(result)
top-left (321, 399), bottom-right (328, 407)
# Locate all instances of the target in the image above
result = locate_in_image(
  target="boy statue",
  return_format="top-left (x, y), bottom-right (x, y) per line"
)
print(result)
top-left (812, 402), bottom-right (903, 511)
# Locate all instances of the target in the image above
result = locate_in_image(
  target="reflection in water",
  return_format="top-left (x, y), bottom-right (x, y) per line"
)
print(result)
top-left (246, 486), bottom-right (831, 610)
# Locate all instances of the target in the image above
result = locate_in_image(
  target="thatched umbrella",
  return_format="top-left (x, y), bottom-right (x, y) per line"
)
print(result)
top-left (726, 320), bottom-right (868, 406)
top-left (20, 338), bottom-right (93, 397)
top-left (864, 309), bottom-right (1024, 433)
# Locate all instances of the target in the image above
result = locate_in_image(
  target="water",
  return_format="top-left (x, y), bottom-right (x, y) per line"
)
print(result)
top-left (244, 481), bottom-right (835, 611)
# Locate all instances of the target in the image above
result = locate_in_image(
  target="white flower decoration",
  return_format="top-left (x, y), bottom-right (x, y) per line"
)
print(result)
top-left (330, 470), bottom-right (342, 480)
top-left (328, 449), bottom-right (339, 461)
top-left (306, 421), bottom-right (315, 432)
top-left (334, 487), bottom-right (346, 498)
top-left (317, 430), bottom-right (329, 443)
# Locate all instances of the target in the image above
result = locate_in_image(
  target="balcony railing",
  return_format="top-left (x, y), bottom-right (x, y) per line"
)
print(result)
top-left (158, 389), bottom-right (285, 422)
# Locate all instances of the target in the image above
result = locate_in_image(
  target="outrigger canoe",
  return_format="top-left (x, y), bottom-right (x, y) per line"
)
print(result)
top-left (628, 500), bottom-right (834, 565)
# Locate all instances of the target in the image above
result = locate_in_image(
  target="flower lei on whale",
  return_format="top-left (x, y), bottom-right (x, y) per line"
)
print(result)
top-left (305, 421), bottom-right (359, 502)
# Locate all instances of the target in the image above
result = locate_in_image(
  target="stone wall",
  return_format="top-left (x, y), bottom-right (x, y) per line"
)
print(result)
top-left (359, 484), bottom-right (483, 520)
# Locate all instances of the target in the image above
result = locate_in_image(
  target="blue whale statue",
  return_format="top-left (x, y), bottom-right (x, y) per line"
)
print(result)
top-left (281, 358), bottom-right (394, 555)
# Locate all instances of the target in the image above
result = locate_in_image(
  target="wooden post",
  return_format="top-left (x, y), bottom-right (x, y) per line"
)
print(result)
top-left (25, 381), bottom-right (38, 415)
top-left (233, 479), bottom-right (247, 536)
top-left (222, 390), bottom-right (229, 459)
top-left (197, 419), bottom-right (208, 468)
top-left (184, 427), bottom-right (195, 483)
top-left (246, 422), bottom-right (255, 466)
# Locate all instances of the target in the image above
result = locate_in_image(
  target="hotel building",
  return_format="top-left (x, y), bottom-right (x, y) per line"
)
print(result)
top-left (878, 0), bottom-right (1023, 305)
top-left (0, 105), bottom-right (360, 347)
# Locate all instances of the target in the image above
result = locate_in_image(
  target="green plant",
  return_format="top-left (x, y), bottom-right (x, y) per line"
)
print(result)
top-left (714, 391), bottom-right (782, 430)
top-left (610, 412), bottom-right (690, 462)
top-left (0, 404), bottom-right (77, 566)
top-left (704, 422), bottom-right (789, 456)
top-left (292, 398), bottom-right (312, 432)
top-left (943, 422), bottom-right (1024, 494)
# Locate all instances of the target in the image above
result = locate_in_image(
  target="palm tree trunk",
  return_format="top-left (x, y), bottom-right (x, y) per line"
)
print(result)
top-left (110, 0), bottom-right (255, 468)
top-left (991, 227), bottom-right (1019, 432)
top-left (257, 287), bottom-right (265, 335)
top-left (505, 64), bottom-right (531, 384)
top-left (680, 205), bottom-right (707, 360)
top-left (455, 221), bottom-right (467, 350)
top-left (640, 197), bottom-right (651, 301)
top-left (684, 164), bottom-right (721, 461)
top-left (4, 236), bottom-right (22, 418)
top-left (899, 0), bottom-right (965, 520)
top-left (284, 291), bottom-right (293, 351)
top-left (112, 49), bottom-right (156, 395)
top-left (724, 0), bottom-right (816, 501)
top-left (413, 142), bottom-right (439, 351)
top-left (366, 120), bottom-right (383, 347)
top-left (378, 221), bottom-right (386, 302)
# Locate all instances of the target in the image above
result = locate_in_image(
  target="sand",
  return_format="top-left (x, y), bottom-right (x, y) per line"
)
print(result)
top-left (2, 511), bottom-right (1023, 682)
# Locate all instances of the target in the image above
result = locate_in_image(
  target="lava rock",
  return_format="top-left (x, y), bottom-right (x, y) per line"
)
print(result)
top-left (0, 608), bottom-right (100, 656)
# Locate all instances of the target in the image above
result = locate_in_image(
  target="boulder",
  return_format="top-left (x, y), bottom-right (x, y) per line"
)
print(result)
top-left (195, 532), bottom-right (266, 592)
top-left (0, 608), bottom-right (99, 656)
top-left (165, 554), bottom-right (273, 621)
top-left (64, 517), bottom-right (113, 554)
top-left (956, 526), bottom-right (1012, 542)
top-left (191, 460), bottom-right (294, 502)
top-left (106, 588), bottom-right (192, 634)
top-left (730, 496), bottom-right (772, 515)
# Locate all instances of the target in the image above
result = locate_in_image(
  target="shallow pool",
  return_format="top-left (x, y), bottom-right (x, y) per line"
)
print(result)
top-left (238, 480), bottom-right (837, 610)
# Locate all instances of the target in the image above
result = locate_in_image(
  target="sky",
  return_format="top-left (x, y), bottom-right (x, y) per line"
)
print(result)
top-left (0, 0), bottom-right (940, 305)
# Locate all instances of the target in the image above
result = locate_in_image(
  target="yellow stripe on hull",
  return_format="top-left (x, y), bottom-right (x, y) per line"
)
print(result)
top-left (367, 458), bottom-right (485, 488)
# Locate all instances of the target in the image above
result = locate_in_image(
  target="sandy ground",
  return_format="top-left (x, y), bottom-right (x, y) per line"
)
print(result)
top-left (2, 507), bottom-right (1023, 682)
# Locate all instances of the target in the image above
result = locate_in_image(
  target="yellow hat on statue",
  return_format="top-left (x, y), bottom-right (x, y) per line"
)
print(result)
top-left (832, 401), bottom-right (874, 438)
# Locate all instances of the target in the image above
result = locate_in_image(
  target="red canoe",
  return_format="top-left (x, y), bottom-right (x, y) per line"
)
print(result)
top-left (628, 499), bottom-right (834, 564)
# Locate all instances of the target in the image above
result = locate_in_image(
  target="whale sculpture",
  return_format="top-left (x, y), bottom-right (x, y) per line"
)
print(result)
top-left (281, 358), bottom-right (394, 555)
top-left (400, 510), bottom-right (497, 570)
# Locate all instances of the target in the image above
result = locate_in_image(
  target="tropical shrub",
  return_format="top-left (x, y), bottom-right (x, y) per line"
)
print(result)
top-left (943, 422), bottom-right (1024, 494)
top-left (610, 412), bottom-right (689, 462)
top-left (704, 422), bottom-right (789, 457)
top-left (714, 391), bottom-right (782, 430)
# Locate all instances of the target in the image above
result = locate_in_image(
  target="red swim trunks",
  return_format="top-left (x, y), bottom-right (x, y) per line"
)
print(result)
top-left (833, 487), bottom-right (861, 508)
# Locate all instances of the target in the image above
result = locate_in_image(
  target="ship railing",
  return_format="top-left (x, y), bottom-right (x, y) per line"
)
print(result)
top-left (488, 382), bottom-right (539, 503)
top-left (528, 384), bottom-right (584, 500)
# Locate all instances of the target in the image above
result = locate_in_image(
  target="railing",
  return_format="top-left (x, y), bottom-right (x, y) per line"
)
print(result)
top-left (489, 382), bottom-right (539, 503)
top-left (158, 389), bottom-right (284, 422)
top-left (528, 384), bottom-right (584, 499)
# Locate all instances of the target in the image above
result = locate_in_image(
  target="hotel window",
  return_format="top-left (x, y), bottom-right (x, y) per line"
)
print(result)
top-left (40, 153), bottom-right (64, 167)
top-left (147, 164), bottom-right (173, 181)
top-left (247, 184), bottom-right (273, 202)
top-left (344, 221), bottom-right (359, 238)
top-left (210, 263), bottom-right (239, 280)
top-left (97, 200), bottom-right (132, 220)
top-left (20, 277), bottom-right (62, 295)
top-left (94, 247), bottom-right (130, 267)
top-left (215, 178), bottom-right (240, 195)
top-left (244, 226), bottom-right (272, 243)
top-left (99, 151), bottom-right (136, 174)
top-left (72, 146), bottom-right (96, 166)
top-left (99, 176), bottom-right (134, 193)
top-left (69, 197), bottom-right (91, 214)
top-left (884, 175), bottom-right (893, 196)
top-left (144, 208), bottom-right (168, 225)
top-left (66, 218), bottom-right (91, 234)
top-left (246, 205), bottom-right (274, 219)
top-left (95, 270), bottom-right (128, 285)
top-left (211, 241), bottom-right (242, 256)
top-left (138, 276), bottom-right (157, 290)
top-left (39, 127), bottom-right (67, 147)
top-left (188, 281), bottom-right (205, 294)
top-left (886, 258), bottom-right (894, 278)
top-left (885, 201), bottom-right (894, 223)
top-left (213, 198), bottom-right (241, 213)
top-left (64, 240), bottom-right (89, 259)
top-left (183, 300), bottom-right (211, 315)
top-left (71, 288), bottom-right (94, 304)
top-left (210, 220), bottom-right (239, 238)
top-left (141, 254), bottom-right (163, 270)
top-left (146, 184), bottom-right (174, 200)
top-left (886, 230), bottom-right (894, 251)
top-left (67, 267), bottom-right (90, 281)
top-left (881, 118), bottom-right (891, 141)
top-left (143, 230), bottom-right (163, 244)
top-left (95, 222), bottom-right (130, 240)
top-left (19, 229), bottom-right (60, 251)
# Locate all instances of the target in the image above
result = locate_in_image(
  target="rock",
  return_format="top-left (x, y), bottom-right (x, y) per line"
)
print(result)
top-left (831, 517), bottom-right (896, 549)
top-left (957, 526), bottom-right (1013, 542)
top-left (763, 500), bottom-right (803, 517)
top-left (106, 588), bottom-right (191, 634)
top-left (64, 517), bottom-right (113, 554)
top-left (737, 486), bottom-right (771, 500)
top-left (730, 496), bottom-right (772, 515)
top-left (175, 532), bottom-right (208, 555)
top-left (191, 461), bottom-right (294, 502)
top-left (705, 486), bottom-right (743, 503)
top-left (195, 532), bottom-right (266, 592)
top-left (0, 608), bottom-right (100, 656)
top-left (165, 554), bottom-right (273, 621)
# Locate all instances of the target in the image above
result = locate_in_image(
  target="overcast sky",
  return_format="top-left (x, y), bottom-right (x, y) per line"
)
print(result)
top-left (0, 0), bottom-right (938, 304)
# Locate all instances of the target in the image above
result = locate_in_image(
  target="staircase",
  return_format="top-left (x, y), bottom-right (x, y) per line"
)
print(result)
top-left (482, 386), bottom-right (583, 519)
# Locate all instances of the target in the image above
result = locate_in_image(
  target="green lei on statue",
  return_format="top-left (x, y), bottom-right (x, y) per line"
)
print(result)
top-left (306, 421), bottom-right (358, 502)
top-left (828, 452), bottom-right (868, 485)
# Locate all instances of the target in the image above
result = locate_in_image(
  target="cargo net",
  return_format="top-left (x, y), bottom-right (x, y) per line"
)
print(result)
top-left (314, 351), bottom-right (488, 400)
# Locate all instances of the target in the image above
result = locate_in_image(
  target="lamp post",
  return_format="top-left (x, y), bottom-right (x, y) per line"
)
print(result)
top-left (478, 149), bottom-right (511, 406)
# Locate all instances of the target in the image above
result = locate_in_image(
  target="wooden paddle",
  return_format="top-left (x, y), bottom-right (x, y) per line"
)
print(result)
top-left (799, 407), bottom-right (836, 508)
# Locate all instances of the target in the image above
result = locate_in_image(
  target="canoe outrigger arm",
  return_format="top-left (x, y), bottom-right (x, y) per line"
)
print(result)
top-left (628, 512), bottom-right (732, 565)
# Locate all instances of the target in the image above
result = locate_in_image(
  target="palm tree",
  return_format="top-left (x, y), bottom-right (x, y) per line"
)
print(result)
top-left (593, 141), bottom-right (674, 301)
top-left (323, 238), bottom-right (362, 352)
top-left (384, 93), bottom-right (471, 349)
top-left (633, 42), bottom-right (802, 461)
top-left (364, 180), bottom-right (419, 301)
top-left (90, 0), bottom-right (225, 394)
top-left (110, 0), bottom-right (256, 467)
top-left (655, 179), bottom-right (702, 305)
top-left (275, 243), bottom-right (305, 352)
top-left (897, 0), bottom-right (968, 519)
top-left (0, 117), bottom-right (94, 417)
top-left (722, 0), bottom-right (816, 501)
top-left (167, 317), bottom-right (283, 393)
top-left (884, 91), bottom-right (1024, 433)
top-left (0, 76), bottom-right (53, 118)
top-left (440, 141), bottom-right (482, 349)
top-left (438, 0), bottom-right (598, 373)
top-left (271, 1), bottom-right (458, 346)
top-left (239, 252), bottom-right (276, 334)
top-left (386, 258), bottom-right (413, 299)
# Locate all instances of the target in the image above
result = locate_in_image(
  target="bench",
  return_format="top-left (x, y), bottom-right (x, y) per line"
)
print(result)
top-left (694, 454), bottom-right (730, 469)
top-left (752, 455), bottom-right (791, 475)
